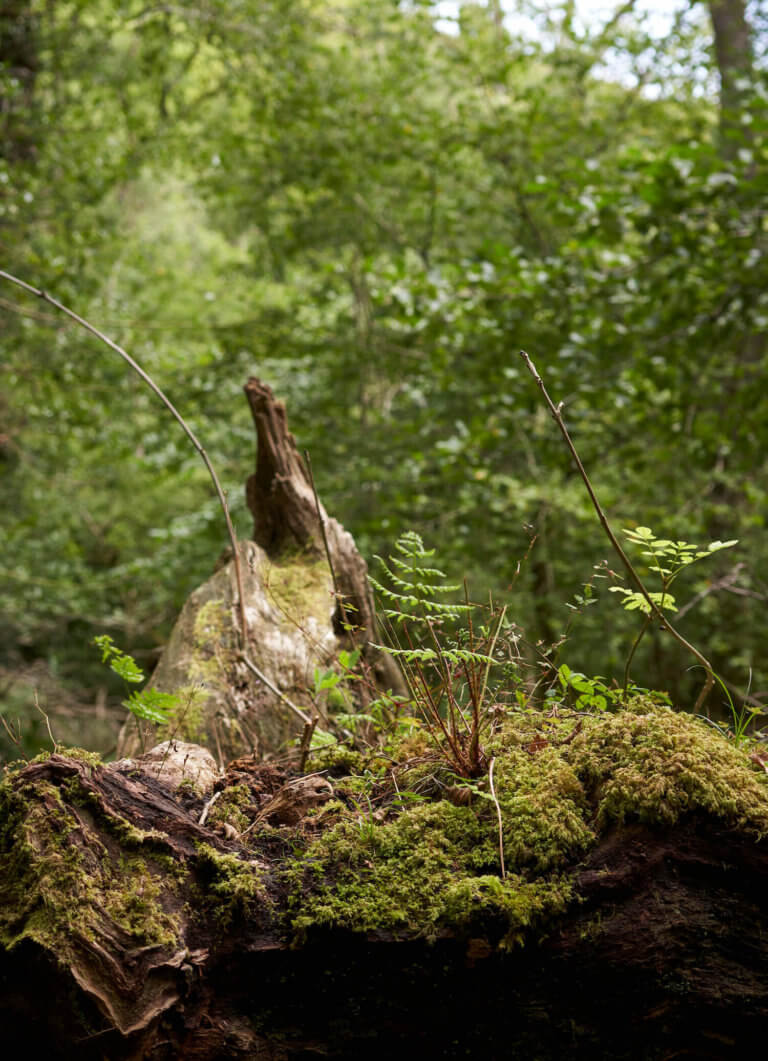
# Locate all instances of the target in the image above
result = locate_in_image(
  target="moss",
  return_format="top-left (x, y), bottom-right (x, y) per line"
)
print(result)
top-left (305, 744), bottom-right (367, 776)
top-left (103, 854), bottom-right (179, 945)
top-left (285, 792), bottom-right (579, 948)
top-left (57, 747), bottom-right (103, 769)
top-left (283, 704), bottom-right (768, 947)
top-left (561, 705), bottom-right (768, 833)
top-left (194, 843), bottom-right (271, 928)
top-left (4, 706), bottom-right (767, 965)
top-left (0, 770), bottom-right (183, 959)
top-left (261, 550), bottom-right (333, 632)
top-left (208, 783), bottom-right (254, 832)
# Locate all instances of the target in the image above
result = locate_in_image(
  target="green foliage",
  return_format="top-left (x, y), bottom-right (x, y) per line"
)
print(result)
top-left (93, 635), bottom-right (175, 727)
top-left (371, 532), bottom-right (509, 777)
top-left (2, 2), bottom-right (767, 755)
top-left (609, 527), bottom-right (738, 616)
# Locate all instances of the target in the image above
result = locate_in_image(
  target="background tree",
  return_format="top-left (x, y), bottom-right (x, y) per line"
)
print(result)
top-left (1, 0), bottom-right (766, 758)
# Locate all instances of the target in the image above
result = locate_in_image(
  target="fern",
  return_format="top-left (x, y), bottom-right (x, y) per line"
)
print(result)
top-left (370, 532), bottom-right (507, 778)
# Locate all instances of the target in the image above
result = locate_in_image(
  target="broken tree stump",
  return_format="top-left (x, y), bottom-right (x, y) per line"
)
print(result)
top-left (117, 378), bottom-right (401, 765)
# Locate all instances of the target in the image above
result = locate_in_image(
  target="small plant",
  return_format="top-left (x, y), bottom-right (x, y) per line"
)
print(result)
top-left (551, 664), bottom-right (671, 712)
top-left (370, 531), bottom-right (508, 778)
top-left (609, 527), bottom-right (737, 697)
top-left (93, 635), bottom-right (178, 730)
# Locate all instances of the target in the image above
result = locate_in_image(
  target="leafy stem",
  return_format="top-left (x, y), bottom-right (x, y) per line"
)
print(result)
top-left (520, 349), bottom-right (730, 713)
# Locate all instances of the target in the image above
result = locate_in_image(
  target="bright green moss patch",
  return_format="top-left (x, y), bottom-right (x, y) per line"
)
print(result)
top-left (207, 783), bottom-right (253, 832)
top-left (283, 705), bottom-right (768, 945)
top-left (285, 783), bottom-right (584, 947)
top-left (561, 705), bottom-right (768, 833)
top-left (194, 843), bottom-right (271, 928)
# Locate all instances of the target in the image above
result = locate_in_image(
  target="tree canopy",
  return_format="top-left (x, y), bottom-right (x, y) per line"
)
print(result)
top-left (1, 0), bottom-right (766, 756)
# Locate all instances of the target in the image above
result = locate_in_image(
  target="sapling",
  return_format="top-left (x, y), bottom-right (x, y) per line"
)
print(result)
top-left (93, 634), bottom-right (177, 750)
top-left (609, 527), bottom-right (737, 698)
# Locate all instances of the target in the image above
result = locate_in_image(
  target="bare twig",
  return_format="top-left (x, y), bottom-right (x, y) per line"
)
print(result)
top-left (0, 714), bottom-right (28, 760)
top-left (623, 614), bottom-right (651, 698)
top-left (674, 563), bottom-right (753, 620)
top-left (520, 349), bottom-right (715, 712)
top-left (199, 790), bottom-right (222, 826)
top-left (34, 690), bottom-right (58, 750)
top-left (488, 757), bottom-right (506, 880)
top-left (238, 654), bottom-right (311, 726)
top-left (297, 717), bottom-right (319, 773)
top-left (0, 269), bottom-right (249, 649)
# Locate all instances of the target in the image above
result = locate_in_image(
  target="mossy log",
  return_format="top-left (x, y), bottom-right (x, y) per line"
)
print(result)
top-left (3, 706), bottom-right (768, 1058)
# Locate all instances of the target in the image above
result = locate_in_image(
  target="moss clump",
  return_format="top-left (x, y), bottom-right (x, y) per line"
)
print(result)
top-left (0, 772), bottom-right (182, 956)
top-left (561, 704), bottom-right (768, 833)
top-left (103, 854), bottom-right (179, 945)
top-left (305, 743), bottom-right (368, 777)
top-left (208, 783), bottom-right (254, 832)
top-left (284, 705), bottom-right (768, 947)
top-left (285, 786), bottom-right (582, 948)
top-left (195, 843), bottom-right (271, 928)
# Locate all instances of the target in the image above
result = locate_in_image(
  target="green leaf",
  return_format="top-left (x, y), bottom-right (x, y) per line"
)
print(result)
top-left (123, 688), bottom-right (176, 725)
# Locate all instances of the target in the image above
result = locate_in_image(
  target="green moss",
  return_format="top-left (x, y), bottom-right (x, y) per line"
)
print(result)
top-left (284, 705), bottom-right (768, 947)
top-left (0, 770), bottom-right (183, 959)
top-left (195, 843), bottom-right (271, 928)
top-left (562, 704), bottom-right (768, 832)
top-left (285, 791), bottom-right (579, 948)
top-left (4, 707), bottom-right (767, 964)
top-left (261, 551), bottom-right (333, 631)
top-left (208, 783), bottom-right (254, 832)
top-left (306, 744), bottom-right (367, 776)
top-left (103, 854), bottom-right (179, 945)
top-left (57, 747), bottom-right (103, 769)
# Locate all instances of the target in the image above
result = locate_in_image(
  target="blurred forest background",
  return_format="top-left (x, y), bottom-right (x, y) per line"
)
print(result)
top-left (1, 0), bottom-right (766, 759)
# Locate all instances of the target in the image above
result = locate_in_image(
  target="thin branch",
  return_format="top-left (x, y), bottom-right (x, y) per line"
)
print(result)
top-left (489, 757), bottom-right (506, 880)
top-left (520, 349), bottom-right (714, 712)
top-left (239, 654), bottom-right (310, 726)
top-left (0, 269), bottom-right (249, 649)
top-left (623, 614), bottom-right (651, 699)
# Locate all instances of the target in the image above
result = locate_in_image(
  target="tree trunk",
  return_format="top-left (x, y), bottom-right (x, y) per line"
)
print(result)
top-left (116, 378), bottom-right (402, 763)
top-left (708, 0), bottom-right (755, 157)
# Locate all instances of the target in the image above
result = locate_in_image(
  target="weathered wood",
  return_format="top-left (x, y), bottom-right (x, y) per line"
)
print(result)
top-left (117, 378), bottom-right (402, 763)
top-left (244, 377), bottom-right (392, 661)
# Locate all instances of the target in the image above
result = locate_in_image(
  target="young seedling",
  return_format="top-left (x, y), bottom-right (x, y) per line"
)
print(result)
top-left (610, 527), bottom-right (737, 698)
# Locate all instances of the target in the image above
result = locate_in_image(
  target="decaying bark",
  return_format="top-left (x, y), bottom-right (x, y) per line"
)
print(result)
top-left (117, 378), bottom-right (401, 764)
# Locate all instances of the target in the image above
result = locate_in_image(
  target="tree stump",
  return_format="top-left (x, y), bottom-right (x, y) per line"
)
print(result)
top-left (117, 378), bottom-right (401, 764)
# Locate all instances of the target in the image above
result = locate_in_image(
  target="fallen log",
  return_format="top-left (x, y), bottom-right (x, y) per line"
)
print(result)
top-left (3, 706), bottom-right (768, 1059)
